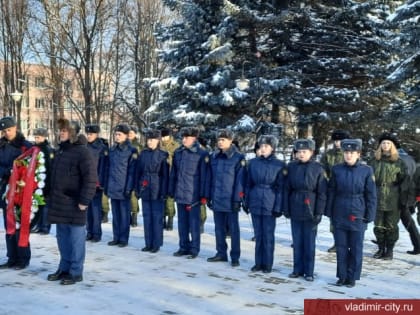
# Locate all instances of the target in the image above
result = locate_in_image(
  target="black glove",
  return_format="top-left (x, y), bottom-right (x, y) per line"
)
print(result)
top-left (272, 211), bottom-right (282, 218)
top-left (408, 206), bottom-right (415, 215)
top-left (242, 203), bottom-right (249, 214)
top-left (313, 214), bottom-right (322, 225)
top-left (284, 213), bottom-right (290, 219)
top-left (233, 202), bottom-right (241, 212)
top-left (207, 199), bottom-right (213, 209)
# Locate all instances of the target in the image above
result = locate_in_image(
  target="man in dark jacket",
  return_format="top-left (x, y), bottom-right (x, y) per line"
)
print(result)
top-left (47, 118), bottom-right (97, 285)
top-left (0, 116), bottom-right (33, 269)
top-left (85, 124), bottom-right (109, 243)
top-left (207, 129), bottom-right (246, 267)
top-left (31, 127), bottom-right (53, 235)
top-left (169, 127), bottom-right (210, 259)
top-left (106, 124), bottom-right (137, 247)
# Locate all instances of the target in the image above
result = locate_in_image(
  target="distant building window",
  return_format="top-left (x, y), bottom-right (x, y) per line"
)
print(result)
top-left (35, 98), bottom-right (45, 109)
top-left (35, 77), bottom-right (45, 88)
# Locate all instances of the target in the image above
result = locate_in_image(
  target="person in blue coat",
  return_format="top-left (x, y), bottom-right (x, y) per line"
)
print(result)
top-left (326, 139), bottom-right (377, 288)
top-left (135, 129), bottom-right (169, 253)
top-left (285, 139), bottom-right (327, 282)
top-left (169, 127), bottom-right (210, 259)
top-left (85, 124), bottom-right (109, 243)
top-left (245, 135), bottom-right (286, 273)
top-left (105, 124), bottom-right (138, 247)
top-left (207, 129), bottom-right (246, 267)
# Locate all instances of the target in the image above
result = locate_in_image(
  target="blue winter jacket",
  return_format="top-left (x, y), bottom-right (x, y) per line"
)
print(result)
top-left (135, 147), bottom-right (169, 201)
top-left (169, 141), bottom-right (209, 205)
top-left (209, 145), bottom-right (246, 212)
top-left (245, 154), bottom-right (286, 216)
top-left (285, 159), bottom-right (327, 221)
top-left (326, 160), bottom-right (377, 231)
top-left (106, 140), bottom-right (137, 200)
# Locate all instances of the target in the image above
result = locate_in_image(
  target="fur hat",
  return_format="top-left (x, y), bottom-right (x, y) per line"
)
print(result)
top-left (216, 129), bottom-right (234, 140)
top-left (293, 139), bottom-right (316, 151)
top-left (85, 124), bottom-right (100, 134)
top-left (341, 139), bottom-right (362, 152)
top-left (258, 135), bottom-right (278, 150)
top-left (0, 116), bottom-right (16, 130)
top-left (378, 132), bottom-right (400, 148)
top-left (160, 127), bottom-right (171, 137)
top-left (180, 127), bottom-right (200, 138)
top-left (331, 129), bottom-right (350, 141)
top-left (145, 129), bottom-right (161, 140)
top-left (130, 125), bottom-right (139, 133)
top-left (57, 118), bottom-right (81, 143)
top-left (114, 124), bottom-right (130, 135)
top-left (33, 128), bottom-right (48, 137)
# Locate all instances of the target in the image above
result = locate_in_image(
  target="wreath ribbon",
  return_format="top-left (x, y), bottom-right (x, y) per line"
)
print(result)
top-left (6, 146), bottom-right (40, 247)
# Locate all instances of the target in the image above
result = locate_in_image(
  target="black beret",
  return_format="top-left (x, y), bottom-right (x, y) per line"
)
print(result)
top-left (216, 129), bottom-right (234, 140)
top-left (258, 135), bottom-right (278, 150)
top-left (85, 124), bottom-right (100, 134)
top-left (293, 139), bottom-right (315, 151)
top-left (160, 127), bottom-right (171, 137)
top-left (0, 116), bottom-right (16, 130)
top-left (114, 124), bottom-right (130, 135)
top-left (331, 129), bottom-right (350, 141)
top-left (145, 129), bottom-right (161, 140)
top-left (341, 139), bottom-right (362, 152)
top-left (130, 125), bottom-right (139, 133)
top-left (33, 128), bottom-right (48, 137)
top-left (180, 127), bottom-right (199, 138)
top-left (378, 132), bottom-right (400, 148)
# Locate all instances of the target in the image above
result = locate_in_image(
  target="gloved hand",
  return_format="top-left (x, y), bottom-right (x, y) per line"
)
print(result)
top-left (272, 211), bottom-right (282, 218)
top-left (233, 202), bottom-right (241, 212)
top-left (241, 202), bottom-right (249, 214)
top-left (207, 199), bottom-right (213, 209)
top-left (408, 206), bottom-right (416, 215)
top-left (313, 214), bottom-right (322, 225)
top-left (200, 197), bottom-right (207, 205)
top-left (284, 212), bottom-right (290, 219)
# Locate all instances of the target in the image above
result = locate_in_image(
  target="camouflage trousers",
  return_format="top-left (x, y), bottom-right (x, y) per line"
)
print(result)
top-left (374, 209), bottom-right (400, 246)
top-left (165, 197), bottom-right (176, 217)
top-left (102, 194), bottom-right (110, 214)
top-left (130, 191), bottom-right (139, 214)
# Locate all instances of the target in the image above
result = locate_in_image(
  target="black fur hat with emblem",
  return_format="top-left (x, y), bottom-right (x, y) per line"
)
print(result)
top-left (258, 135), bottom-right (278, 151)
top-left (341, 139), bottom-right (362, 152)
top-left (216, 129), bottom-right (234, 140)
top-left (160, 127), bottom-right (172, 137)
top-left (85, 124), bottom-right (100, 134)
top-left (293, 139), bottom-right (316, 151)
top-left (114, 124), bottom-right (130, 135)
top-left (33, 128), bottom-right (49, 137)
top-left (0, 116), bottom-right (16, 131)
top-left (378, 132), bottom-right (400, 148)
top-left (145, 129), bottom-right (161, 140)
top-left (180, 127), bottom-right (200, 138)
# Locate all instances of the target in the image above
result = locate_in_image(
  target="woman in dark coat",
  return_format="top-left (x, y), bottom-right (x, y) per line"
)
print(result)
top-left (245, 135), bottom-right (286, 273)
top-left (135, 129), bottom-right (169, 253)
top-left (326, 139), bottom-right (377, 288)
top-left (285, 139), bottom-right (327, 282)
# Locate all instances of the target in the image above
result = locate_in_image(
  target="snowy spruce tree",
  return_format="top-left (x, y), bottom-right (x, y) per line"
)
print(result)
top-left (149, 0), bottom-right (406, 152)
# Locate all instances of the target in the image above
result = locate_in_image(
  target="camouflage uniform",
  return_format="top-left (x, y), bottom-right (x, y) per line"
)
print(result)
top-left (369, 156), bottom-right (407, 259)
top-left (161, 135), bottom-right (179, 230)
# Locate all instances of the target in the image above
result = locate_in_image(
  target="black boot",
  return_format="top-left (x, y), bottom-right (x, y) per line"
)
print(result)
top-left (382, 243), bottom-right (394, 260)
top-left (166, 217), bottom-right (173, 231)
top-left (131, 213), bottom-right (138, 227)
top-left (373, 243), bottom-right (385, 259)
top-left (163, 217), bottom-right (167, 229)
top-left (102, 212), bottom-right (108, 223)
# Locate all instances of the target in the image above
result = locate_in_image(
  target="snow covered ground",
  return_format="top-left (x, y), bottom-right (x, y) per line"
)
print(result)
top-left (0, 208), bottom-right (419, 315)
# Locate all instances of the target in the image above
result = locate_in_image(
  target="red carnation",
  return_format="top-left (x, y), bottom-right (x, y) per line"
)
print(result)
top-left (349, 215), bottom-right (357, 222)
top-left (142, 180), bottom-right (149, 187)
top-left (239, 192), bottom-right (245, 198)
top-left (304, 198), bottom-right (310, 205)
top-left (185, 205), bottom-right (192, 211)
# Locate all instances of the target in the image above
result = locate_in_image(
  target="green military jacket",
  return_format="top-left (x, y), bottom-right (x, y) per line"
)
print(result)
top-left (369, 156), bottom-right (407, 212)
top-left (161, 137), bottom-right (180, 166)
top-left (321, 147), bottom-right (344, 179)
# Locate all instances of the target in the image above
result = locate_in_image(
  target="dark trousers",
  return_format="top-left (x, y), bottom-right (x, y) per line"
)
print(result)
top-left (2, 201), bottom-right (31, 265)
top-left (111, 198), bottom-right (131, 244)
top-left (37, 204), bottom-right (51, 233)
top-left (252, 214), bottom-right (276, 269)
top-left (142, 199), bottom-right (164, 250)
top-left (400, 207), bottom-right (420, 251)
top-left (177, 203), bottom-right (201, 255)
top-left (56, 223), bottom-right (86, 277)
top-left (213, 211), bottom-right (240, 262)
top-left (334, 228), bottom-right (365, 281)
top-left (87, 190), bottom-right (103, 240)
top-left (291, 219), bottom-right (317, 277)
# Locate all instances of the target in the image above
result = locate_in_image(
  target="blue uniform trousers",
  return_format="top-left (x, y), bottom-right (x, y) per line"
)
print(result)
top-left (56, 223), bottom-right (86, 277)
top-left (291, 219), bottom-right (317, 277)
top-left (111, 198), bottom-right (131, 244)
top-left (142, 199), bottom-right (164, 250)
top-left (213, 211), bottom-right (240, 262)
top-left (251, 214), bottom-right (276, 269)
top-left (177, 203), bottom-right (201, 255)
top-left (87, 190), bottom-right (103, 241)
top-left (334, 228), bottom-right (365, 281)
